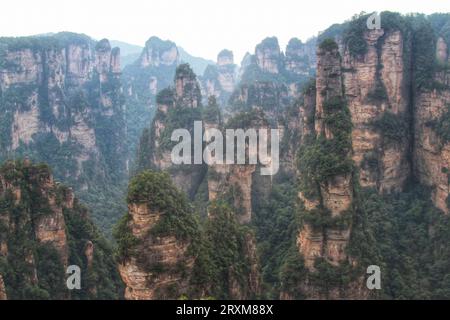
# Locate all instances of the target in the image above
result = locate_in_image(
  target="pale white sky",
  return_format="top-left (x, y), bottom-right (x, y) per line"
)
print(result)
top-left (1, 0), bottom-right (449, 62)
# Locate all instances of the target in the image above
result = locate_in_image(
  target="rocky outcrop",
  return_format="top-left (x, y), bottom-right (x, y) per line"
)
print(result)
top-left (138, 37), bottom-right (179, 68)
top-left (175, 64), bottom-right (202, 108)
top-left (285, 38), bottom-right (316, 77)
top-left (238, 37), bottom-right (315, 99)
top-left (313, 15), bottom-right (450, 217)
top-left (204, 100), bottom-right (273, 225)
top-left (294, 20), bottom-right (418, 298)
top-left (124, 36), bottom-right (179, 98)
top-left (299, 81), bottom-right (317, 141)
top-left (217, 49), bottom-right (234, 67)
top-left (136, 64), bottom-right (205, 199)
top-left (238, 52), bottom-right (252, 81)
top-left (118, 201), bottom-right (194, 299)
top-left (117, 171), bottom-right (198, 300)
top-left (222, 36), bottom-right (317, 188)
top-left (200, 49), bottom-right (237, 106)
top-left (289, 37), bottom-right (380, 300)
top-left (255, 37), bottom-right (281, 74)
top-left (117, 165), bottom-right (262, 300)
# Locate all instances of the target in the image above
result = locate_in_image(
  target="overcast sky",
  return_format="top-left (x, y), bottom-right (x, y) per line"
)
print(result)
top-left (1, 0), bottom-right (450, 62)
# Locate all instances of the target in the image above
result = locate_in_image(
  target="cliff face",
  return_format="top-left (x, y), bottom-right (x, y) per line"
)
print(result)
top-left (0, 160), bottom-right (123, 299)
top-left (342, 29), bottom-right (410, 192)
top-left (414, 37), bottom-right (450, 213)
top-left (299, 22), bottom-right (413, 263)
top-left (0, 35), bottom-right (124, 164)
top-left (285, 38), bottom-right (317, 77)
top-left (414, 94), bottom-right (450, 213)
top-left (255, 37), bottom-right (282, 74)
top-left (138, 37), bottom-right (179, 68)
top-left (0, 33), bottom-right (127, 234)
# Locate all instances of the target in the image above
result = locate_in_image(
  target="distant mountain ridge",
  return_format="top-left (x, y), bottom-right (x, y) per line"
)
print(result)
top-left (178, 46), bottom-right (215, 75)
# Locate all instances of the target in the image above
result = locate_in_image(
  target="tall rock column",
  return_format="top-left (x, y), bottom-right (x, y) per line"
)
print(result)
top-left (116, 171), bottom-right (200, 300)
top-left (136, 64), bottom-right (206, 199)
top-left (297, 39), bottom-right (353, 276)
